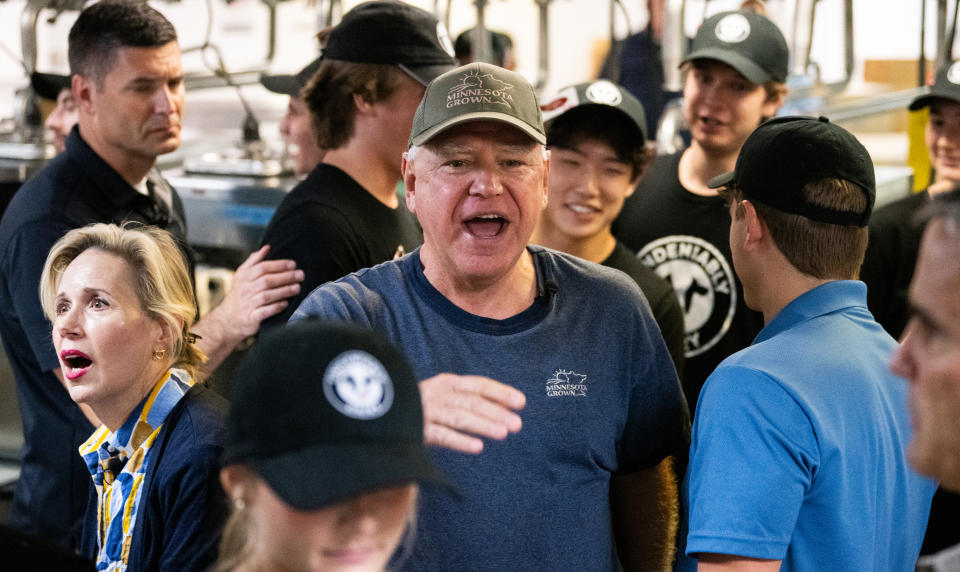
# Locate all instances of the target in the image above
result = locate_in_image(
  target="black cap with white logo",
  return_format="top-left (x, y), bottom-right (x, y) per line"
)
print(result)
top-left (223, 320), bottom-right (456, 510)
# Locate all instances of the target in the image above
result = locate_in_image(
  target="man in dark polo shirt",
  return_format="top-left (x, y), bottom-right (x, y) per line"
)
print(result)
top-left (0, 1), bottom-right (302, 547)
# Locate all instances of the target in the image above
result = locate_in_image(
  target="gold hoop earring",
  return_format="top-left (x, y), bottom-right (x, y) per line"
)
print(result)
top-left (152, 349), bottom-right (167, 361)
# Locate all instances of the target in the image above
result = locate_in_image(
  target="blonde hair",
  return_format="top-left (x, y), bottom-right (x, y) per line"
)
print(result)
top-left (39, 222), bottom-right (205, 377)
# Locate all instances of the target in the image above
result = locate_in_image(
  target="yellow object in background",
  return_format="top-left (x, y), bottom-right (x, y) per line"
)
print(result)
top-left (908, 107), bottom-right (931, 192)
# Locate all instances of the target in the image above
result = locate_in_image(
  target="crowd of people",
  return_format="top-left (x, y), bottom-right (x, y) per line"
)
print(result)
top-left (1, 0), bottom-right (959, 570)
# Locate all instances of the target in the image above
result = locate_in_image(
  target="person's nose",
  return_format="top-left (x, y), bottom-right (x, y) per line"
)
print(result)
top-left (470, 167), bottom-right (504, 198)
top-left (56, 304), bottom-right (83, 339)
top-left (890, 320), bottom-right (917, 382)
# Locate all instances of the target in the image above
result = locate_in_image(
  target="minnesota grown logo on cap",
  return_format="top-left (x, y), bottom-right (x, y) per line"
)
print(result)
top-left (446, 68), bottom-right (514, 109)
top-left (714, 13), bottom-right (752, 43)
top-left (322, 350), bottom-right (395, 420)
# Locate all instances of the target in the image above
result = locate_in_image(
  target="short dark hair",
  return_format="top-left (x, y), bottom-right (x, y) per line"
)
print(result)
top-left (546, 106), bottom-right (653, 180)
top-left (68, 0), bottom-right (178, 87)
top-left (721, 179), bottom-right (869, 280)
top-left (302, 56), bottom-right (405, 150)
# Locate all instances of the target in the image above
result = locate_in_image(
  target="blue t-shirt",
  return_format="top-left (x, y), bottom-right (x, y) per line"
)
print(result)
top-left (681, 281), bottom-right (936, 571)
top-left (293, 246), bottom-right (689, 571)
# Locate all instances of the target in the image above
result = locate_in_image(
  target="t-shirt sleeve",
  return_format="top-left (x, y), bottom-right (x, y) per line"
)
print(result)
top-left (260, 204), bottom-right (366, 330)
top-left (649, 285), bottom-right (686, 381)
top-left (618, 295), bottom-right (690, 473)
top-left (289, 278), bottom-right (377, 330)
top-left (6, 222), bottom-right (70, 372)
top-left (684, 365), bottom-right (818, 560)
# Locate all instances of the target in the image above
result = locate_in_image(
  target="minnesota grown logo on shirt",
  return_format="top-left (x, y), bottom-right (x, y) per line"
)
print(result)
top-left (545, 369), bottom-right (588, 397)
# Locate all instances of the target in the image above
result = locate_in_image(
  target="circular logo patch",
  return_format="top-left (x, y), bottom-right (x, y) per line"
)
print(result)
top-left (948, 60), bottom-right (960, 85)
top-left (714, 14), bottom-right (751, 43)
top-left (323, 350), bottom-right (394, 420)
top-left (637, 235), bottom-right (737, 357)
top-left (585, 80), bottom-right (623, 106)
top-left (437, 22), bottom-right (456, 58)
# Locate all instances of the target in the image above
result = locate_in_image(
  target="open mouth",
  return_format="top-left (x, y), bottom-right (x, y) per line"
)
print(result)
top-left (567, 203), bottom-right (600, 215)
top-left (61, 350), bottom-right (92, 380)
top-left (464, 214), bottom-right (506, 238)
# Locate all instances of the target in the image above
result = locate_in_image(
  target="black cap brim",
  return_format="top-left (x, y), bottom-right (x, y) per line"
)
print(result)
top-left (909, 91), bottom-right (960, 111)
top-left (260, 74), bottom-right (301, 96)
top-left (399, 63), bottom-right (456, 86)
top-left (682, 49), bottom-right (772, 85)
top-left (251, 441), bottom-right (458, 511)
top-left (30, 72), bottom-right (71, 101)
top-left (707, 171), bottom-right (735, 189)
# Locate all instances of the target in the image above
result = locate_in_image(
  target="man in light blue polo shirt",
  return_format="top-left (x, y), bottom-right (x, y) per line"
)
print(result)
top-left (682, 116), bottom-right (937, 571)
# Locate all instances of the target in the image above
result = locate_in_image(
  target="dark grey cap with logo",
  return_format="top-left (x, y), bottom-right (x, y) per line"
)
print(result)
top-left (910, 59), bottom-right (960, 110)
top-left (408, 62), bottom-right (546, 146)
top-left (540, 80), bottom-right (647, 141)
top-left (322, 0), bottom-right (457, 86)
top-left (682, 10), bottom-right (789, 85)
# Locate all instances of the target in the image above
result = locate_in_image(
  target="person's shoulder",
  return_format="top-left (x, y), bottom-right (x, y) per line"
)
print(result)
top-left (293, 255), bottom-right (409, 321)
top-left (166, 384), bottom-right (227, 449)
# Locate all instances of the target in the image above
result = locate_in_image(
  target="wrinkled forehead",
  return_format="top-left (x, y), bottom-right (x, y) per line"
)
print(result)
top-left (424, 120), bottom-right (542, 154)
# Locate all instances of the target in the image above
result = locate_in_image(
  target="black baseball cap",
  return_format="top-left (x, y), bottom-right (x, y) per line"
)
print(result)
top-left (540, 80), bottom-right (647, 141)
top-left (910, 59), bottom-right (960, 110)
top-left (260, 56), bottom-right (322, 97)
top-left (223, 320), bottom-right (456, 511)
top-left (682, 10), bottom-right (789, 84)
top-left (30, 72), bottom-right (71, 101)
top-left (322, 0), bottom-right (457, 86)
top-left (708, 116), bottom-right (876, 227)
top-left (409, 62), bottom-right (545, 146)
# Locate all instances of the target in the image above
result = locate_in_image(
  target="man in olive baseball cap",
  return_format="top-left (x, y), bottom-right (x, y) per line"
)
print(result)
top-left (291, 60), bottom-right (689, 570)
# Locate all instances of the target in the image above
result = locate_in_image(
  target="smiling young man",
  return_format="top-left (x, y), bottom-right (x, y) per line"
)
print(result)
top-left (260, 56), bottom-right (325, 177)
top-left (0, 0), bottom-right (302, 547)
top-left (862, 59), bottom-right (960, 339)
top-left (612, 9), bottom-right (787, 413)
top-left (533, 79), bottom-right (684, 375)
top-left (291, 62), bottom-right (689, 571)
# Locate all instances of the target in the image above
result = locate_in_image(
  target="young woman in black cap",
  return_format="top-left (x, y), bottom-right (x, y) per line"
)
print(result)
top-left (216, 321), bottom-right (455, 571)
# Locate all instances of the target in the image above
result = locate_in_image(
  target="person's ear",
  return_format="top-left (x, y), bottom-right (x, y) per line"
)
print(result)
top-left (402, 151), bottom-right (417, 213)
top-left (741, 199), bottom-right (767, 250)
top-left (73, 74), bottom-right (96, 115)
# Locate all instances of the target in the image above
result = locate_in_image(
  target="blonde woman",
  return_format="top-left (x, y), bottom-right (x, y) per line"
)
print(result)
top-left (217, 320), bottom-right (455, 571)
top-left (40, 223), bottom-right (227, 571)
